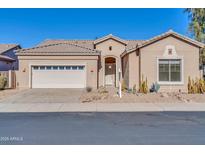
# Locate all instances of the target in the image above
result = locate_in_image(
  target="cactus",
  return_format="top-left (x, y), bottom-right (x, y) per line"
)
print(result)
top-left (188, 76), bottom-right (192, 94)
top-left (132, 84), bottom-right (136, 94)
top-left (144, 77), bottom-right (148, 94)
top-left (139, 75), bottom-right (148, 94)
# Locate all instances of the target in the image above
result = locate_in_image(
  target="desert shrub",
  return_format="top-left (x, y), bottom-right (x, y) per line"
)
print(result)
top-left (86, 86), bottom-right (92, 93)
top-left (139, 75), bottom-right (148, 94)
top-left (188, 76), bottom-right (205, 94)
top-left (0, 76), bottom-right (7, 90)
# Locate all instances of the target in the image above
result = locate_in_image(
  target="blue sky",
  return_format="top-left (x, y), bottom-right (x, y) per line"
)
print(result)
top-left (0, 9), bottom-right (189, 48)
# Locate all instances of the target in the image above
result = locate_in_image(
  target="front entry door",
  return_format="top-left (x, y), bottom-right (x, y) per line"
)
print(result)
top-left (105, 63), bottom-right (116, 86)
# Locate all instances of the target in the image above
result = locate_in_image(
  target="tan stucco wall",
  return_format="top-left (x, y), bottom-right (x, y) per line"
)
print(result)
top-left (16, 55), bottom-right (98, 89)
top-left (128, 51), bottom-right (140, 89)
top-left (95, 39), bottom-right (126, 87)
top-left (138, 36), bottom-right (201, 92)
top-left (122, 54), bottom-right (129, 88)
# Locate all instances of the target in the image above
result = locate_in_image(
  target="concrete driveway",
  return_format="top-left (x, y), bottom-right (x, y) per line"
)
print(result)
top-left (0, 89), bottom-right (84, 104)
top-left (0, 89), bottom-right (92, 112)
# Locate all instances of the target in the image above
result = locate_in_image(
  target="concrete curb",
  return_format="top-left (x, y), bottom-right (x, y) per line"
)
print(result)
top-left (1, 102), bottom-right (205, 112)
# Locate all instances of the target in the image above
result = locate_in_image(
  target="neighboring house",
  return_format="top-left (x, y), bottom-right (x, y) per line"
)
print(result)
top-left (15, 30), bottom-right (205, 92)
top-left (0, 44), bottom-right (21, 71)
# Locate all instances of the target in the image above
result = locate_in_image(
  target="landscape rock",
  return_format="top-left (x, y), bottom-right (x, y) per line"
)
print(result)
top-left (160, 93), bottom-right (169, 98)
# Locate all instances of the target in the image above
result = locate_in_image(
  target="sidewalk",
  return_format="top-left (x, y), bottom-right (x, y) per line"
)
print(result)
top-left (0, 102), bottom-right (205, 112)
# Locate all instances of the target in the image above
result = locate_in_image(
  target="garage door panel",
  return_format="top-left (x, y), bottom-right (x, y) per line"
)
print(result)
top-left (32, 83), bottom-right (85, 88)
top-left (32, 66), bottom-right (86, 88)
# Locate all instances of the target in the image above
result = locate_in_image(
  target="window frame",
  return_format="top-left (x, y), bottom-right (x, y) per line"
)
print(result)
top-left (157, 57), bottom-right (184, 85)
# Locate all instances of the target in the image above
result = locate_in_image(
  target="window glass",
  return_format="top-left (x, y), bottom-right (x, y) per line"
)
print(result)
top-left (72, 66), bottom-right (77, 70)
top-left (46, 66), bottom-right (52, 70)
top-left (170, 60), bottom-right (181, 81)
top-left (59, 66), bottom-right (65, 70)
top-left (39, 66), bottom-right (45, 70)
top-left (159, 61), bottom-right (169, 81)
top-left (78, 66), bottom-right (84, 70)
top-left (158, 59), bottom-right (181, 82)
top-left (65, 66), bottom-right (71, 70)
top-left (33, 66), bottom-right (39, 70)
top-left (53, 66), bottom-right (58, 70)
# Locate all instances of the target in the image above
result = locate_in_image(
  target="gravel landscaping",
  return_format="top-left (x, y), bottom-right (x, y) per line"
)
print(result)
top-left (80, 87), bottom-right (205, 103)
top-left (1, 87), bottom-right (205, 104)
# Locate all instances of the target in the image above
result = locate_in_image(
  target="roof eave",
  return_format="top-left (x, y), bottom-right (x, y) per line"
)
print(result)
top-left (16, 53), bottom-right (101, 56)
top-left (0, 44), bottom-right (21, 55)
top-left (0, 56), bottom-right (15, 62)
top-left (138, 32), bottom-right (205, 49)
top-left (94, 34), bottom-right (127, 45)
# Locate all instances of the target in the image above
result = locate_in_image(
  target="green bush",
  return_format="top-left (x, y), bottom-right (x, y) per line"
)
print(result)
top-left (0, 76), bottom-right (7, 90)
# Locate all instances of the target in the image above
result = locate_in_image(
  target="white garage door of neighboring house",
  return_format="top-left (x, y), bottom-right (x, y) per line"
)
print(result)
top-left (31, 65), bottom-right (86, 88)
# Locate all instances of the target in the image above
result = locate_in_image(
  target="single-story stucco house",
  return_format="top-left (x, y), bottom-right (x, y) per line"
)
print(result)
top-left (0, 44), bottom-right (21, 71)
top-left (15, 30), bottom-right (205, 92)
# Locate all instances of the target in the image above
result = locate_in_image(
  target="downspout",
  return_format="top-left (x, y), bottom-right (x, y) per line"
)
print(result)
top-left (138, 49), bottom-right (141, 88)
top-left (200, 47), bottom-right (204, 78)
top-left (97, 54), bottom-right (100, 89)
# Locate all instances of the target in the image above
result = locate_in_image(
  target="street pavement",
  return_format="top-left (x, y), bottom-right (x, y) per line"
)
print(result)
top-left (0, 112), bottom-right (205, 144)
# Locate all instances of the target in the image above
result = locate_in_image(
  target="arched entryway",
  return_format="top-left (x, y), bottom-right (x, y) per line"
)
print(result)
top-left (105, 57), bottom-right (116, 86)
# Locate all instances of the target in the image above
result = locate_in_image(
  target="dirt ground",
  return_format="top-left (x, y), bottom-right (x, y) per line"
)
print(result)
top-left (80, 87), bottom-right (205, 103)
top-left (1, 87), bottom-right (205, 103)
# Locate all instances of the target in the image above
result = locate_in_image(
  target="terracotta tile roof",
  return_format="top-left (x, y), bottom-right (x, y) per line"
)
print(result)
top-left (39, 39), bottom-right (144, 51)
top-left (0, 44), bottom-right (20, 55)
top-left (123, 30), bottom-right (205, 56)
top-left (39, 39), bottom-right (94, 49)
top-left (16, 42), bottom-right (101, 56)
top-left (20, 31), bottom-right (201, 57)
top-left (126, 40), bottom-right (145, 50)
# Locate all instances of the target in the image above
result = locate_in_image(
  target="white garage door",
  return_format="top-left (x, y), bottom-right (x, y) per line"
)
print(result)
top-left (31, 65), bottom-right (86, 88)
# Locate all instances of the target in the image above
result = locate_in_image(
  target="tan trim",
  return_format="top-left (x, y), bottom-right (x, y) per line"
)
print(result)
top-left (94, 34), bottom-right (127, 45)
